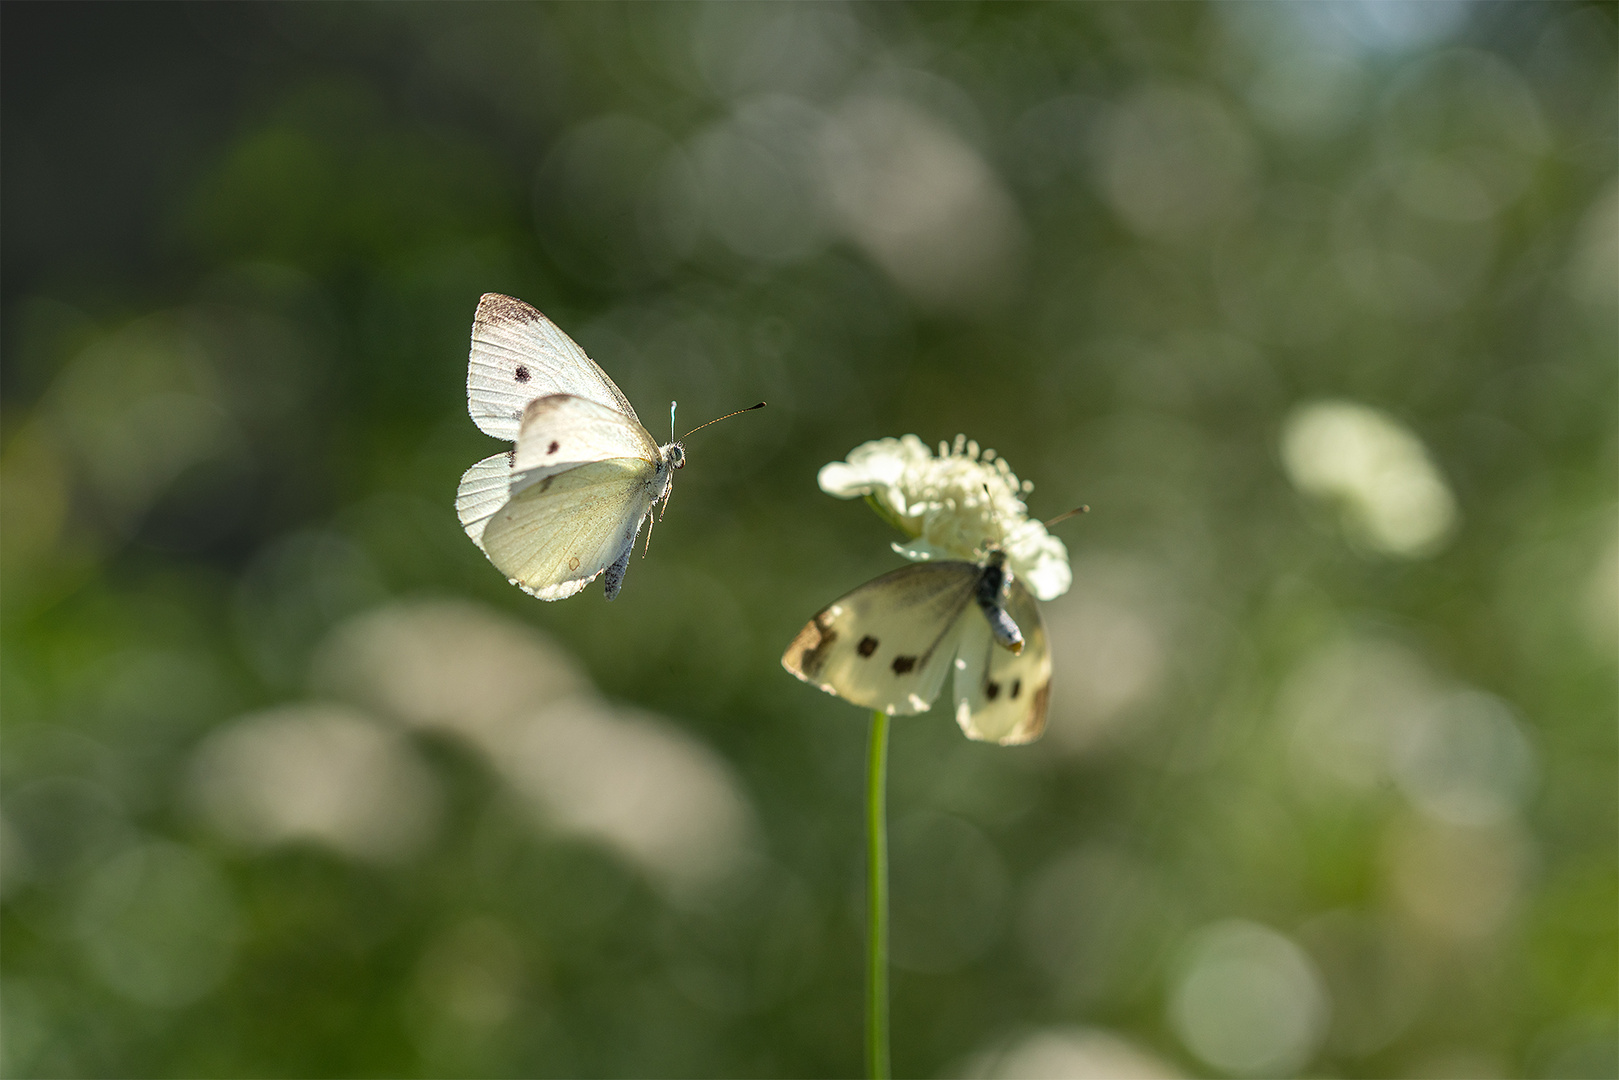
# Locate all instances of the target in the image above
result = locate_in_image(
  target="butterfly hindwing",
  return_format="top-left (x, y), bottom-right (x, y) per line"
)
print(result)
top-left (477, 458), bottom-right (660, 600)
top-left (468, 293), bottom-right (640, 441)
top-left (953, 577), bottom-right (1051, 745)
top-left (782, 563), bottom-right (980, 716)
top-left (456, 451), bottom-right (518, 542)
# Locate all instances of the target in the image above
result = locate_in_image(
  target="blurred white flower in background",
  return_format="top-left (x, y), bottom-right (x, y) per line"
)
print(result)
top-left (1280, 632), bottom-right (1543, 947)
top-left (1283, 636), bottom-right (1449, 793)
top-left (819, 94), bottom-right (1025, 310)
top-left (492, 699), bottom-right (757, 894)
top-left (959, 1025), bottom-right (1183, 1079)
top-left (690, 95), bottom-right (833, 265)
top-left (1168, 920), bottom-right (1330, 1077)
top-left (1282, 634), bottom-right (1540, 826)
top-left (188, 600), bottom-right (758, 901)
top-left (1042, 555), bottom-right (1173, 756)
top-left (1095, 85), bottom-right (1257, 243)
top-left (188, 704), bottom-right (442, 864)
top-left (311, 598), bottom-right (591, 743)
top-left (45, 313), bottom-right (236, 533)
top-left (818, 434), bottom-right (1071, 601)
top-left (1390, 689), bottom-right (1537, 828)
top-left (319, 600), bottom-right (757, 898)
top-left (1569, 179), bottom-right (1618, 316)
top-left (1281, 399), bottom-right (1457, 558)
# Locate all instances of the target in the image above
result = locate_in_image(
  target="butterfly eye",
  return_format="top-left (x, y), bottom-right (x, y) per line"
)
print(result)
top-left (669, 445), bottom-right (686, 470)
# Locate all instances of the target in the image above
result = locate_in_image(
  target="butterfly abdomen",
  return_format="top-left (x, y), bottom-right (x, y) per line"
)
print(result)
top-left (974, 557), bottom-right (1025, 653)
top-left (978, 603), bottom-right (1024, 653)
top-left (603, 545), bottom-right (632, 601)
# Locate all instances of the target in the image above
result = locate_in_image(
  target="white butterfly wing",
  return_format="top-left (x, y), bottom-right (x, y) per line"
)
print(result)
top-left (456, 450), bottom-right (517, 542)
top-left (512, 394), bottom-right (660, 485)
top-left (467, 293), bottom-right (639, 441)
top-left (782, 563), bottom-right (980, 716)
top-left (476, 458), bottom-right (660, 600)
top-left (952, 579), bottom-right (1051, 745)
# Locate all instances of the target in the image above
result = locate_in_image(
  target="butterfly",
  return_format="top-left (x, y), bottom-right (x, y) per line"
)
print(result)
top-left (781, 547), bottom-right (1051, 745)
top-left (455, 293), bottom-right (758, 601)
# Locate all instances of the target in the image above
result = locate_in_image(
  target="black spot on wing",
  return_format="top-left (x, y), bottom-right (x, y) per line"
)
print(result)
top-left (892, 655), bottom-right (917, 675)
top-left (515, 365), bottom-right (531, 383)
top-left (1011, 679), bottom-right (1022, 699)
top-left (985, 681), bottom-right (1001, 701)
top-left (858, 636), bottom-right (879, 657)
top-left (547, 440), bottom-right (560, 455)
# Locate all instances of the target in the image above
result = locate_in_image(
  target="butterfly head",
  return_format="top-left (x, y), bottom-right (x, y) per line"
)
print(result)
top-left (977, 544), bottom-right (1014, 594)
top-left (665, 442), bottom-right (686, 470)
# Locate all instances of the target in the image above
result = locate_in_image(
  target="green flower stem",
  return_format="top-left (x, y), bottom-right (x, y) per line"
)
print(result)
top-left (865, 709), bottom-right (891, 1080)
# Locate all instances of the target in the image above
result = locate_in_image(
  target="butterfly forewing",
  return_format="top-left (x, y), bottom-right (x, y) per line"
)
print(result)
top-left (479, 458), bottom-right (660, 600)
top-left (783, 563), bottom-right (980, 715)
top-left (512, 394), bottom-right (660, 485)
top-left (468, 293), bottom-right (639, 441)
top-left (953, 578), bottom-right (1051, 745)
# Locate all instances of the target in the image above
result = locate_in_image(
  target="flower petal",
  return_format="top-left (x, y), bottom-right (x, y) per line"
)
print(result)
top-left (891, 539), bottom-right (948, 563)
top-left (817, 461), bottom-right (875, 498)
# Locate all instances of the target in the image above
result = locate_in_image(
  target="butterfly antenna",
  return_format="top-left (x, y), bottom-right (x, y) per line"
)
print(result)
top-left (981, 481), bottom-right (1089, 544)
top-left (670, 401), bottom-right (677, 444)
top-left (1045, 505), bottom-right (1090, 528)
top-left (681, 402), bottom-right (766, 440)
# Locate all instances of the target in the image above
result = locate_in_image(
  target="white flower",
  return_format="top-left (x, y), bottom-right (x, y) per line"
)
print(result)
top-left (817, 434), bottom-right (1072, 601)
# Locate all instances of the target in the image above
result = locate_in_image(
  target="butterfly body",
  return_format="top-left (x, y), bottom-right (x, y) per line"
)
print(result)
top-left (782, 549), bottom-right (1051, 745)
top-left (973, 550), bottom-right (1024, 653)
top-left (456, 294), bottom-right (687, 601)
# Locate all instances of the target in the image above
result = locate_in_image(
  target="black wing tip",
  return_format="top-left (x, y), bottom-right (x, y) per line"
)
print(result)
top-left (476, 292), bottom-right (543, 324)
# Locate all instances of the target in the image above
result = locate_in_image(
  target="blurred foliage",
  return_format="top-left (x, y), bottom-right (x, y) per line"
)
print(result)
top-left (2, 3), bottom-right (1615, 1078)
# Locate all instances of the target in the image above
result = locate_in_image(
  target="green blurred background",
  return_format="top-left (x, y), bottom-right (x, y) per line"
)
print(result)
top-left (3, 3), bottom-right (1614, 1077)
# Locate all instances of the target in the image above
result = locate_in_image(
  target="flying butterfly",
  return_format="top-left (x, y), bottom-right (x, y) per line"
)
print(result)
top-left (782, 547), bottom-right (1053, 745)
top-left (455, 292), bottom-right (760, 601)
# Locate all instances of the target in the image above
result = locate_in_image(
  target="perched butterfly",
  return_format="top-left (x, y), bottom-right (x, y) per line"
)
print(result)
top-left (782, 547), bottom-right (1051, 745)
top-left (456, 293), bottom-right (759, 601)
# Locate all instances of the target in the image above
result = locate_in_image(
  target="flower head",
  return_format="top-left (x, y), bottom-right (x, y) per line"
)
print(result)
top-left (818, 434), bottom-right (1071, 601)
